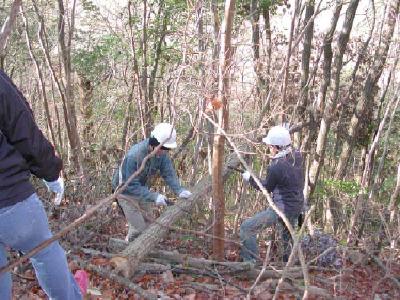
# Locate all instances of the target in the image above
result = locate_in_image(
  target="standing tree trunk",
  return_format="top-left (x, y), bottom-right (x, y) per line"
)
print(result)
top-left (250, 0), bottom-right (266, 107)
top-left (78, 76), bottom-right (94, 146)
top-left (262, 3), bottom-right (272, 87)
top-left (281, 0), bottom-right (299, 107)
top-left (307, 1), bottom-right (342, 198)
top-left (57, 0), bottom-right (85, 177)
top-left (297, 0), bottom-right (314, 152)
top-left (346, 0), bottom-right (399, 245)
top-left (32, 0), bottom-right (85, 176)
top-left (21, 6), bottom-right (57, 148)
top-left (336, 0), bottom-right (399, 182)
top-left (315, 0), bottom-right (360, 232)
top-left (0, 0), bottom-right (22, 67)
top-left (212, 0), bottom-right (235, 260)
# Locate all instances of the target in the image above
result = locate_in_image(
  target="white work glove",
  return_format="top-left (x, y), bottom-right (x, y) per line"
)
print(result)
top-left (242, 171), bottom-right (251, 182)
top-left (179, 190), bottom-right (192, 199)
top-left (155, 194), bottom-right (168, 206)
top-left (43, 177), bottom-right (65, 205)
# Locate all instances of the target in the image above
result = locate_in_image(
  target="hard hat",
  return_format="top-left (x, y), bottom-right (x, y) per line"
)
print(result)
top-left (262, 126), bottom-right (291, 146)
top-left (151, 123), bottom-right (177, 149)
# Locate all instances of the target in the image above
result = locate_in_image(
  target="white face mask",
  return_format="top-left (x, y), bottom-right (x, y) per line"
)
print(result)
top-left (272, 145), bottom-right (292, 159)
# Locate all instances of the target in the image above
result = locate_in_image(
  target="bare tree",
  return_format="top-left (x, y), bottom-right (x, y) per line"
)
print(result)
top-left (346, 0), bottom-right (400, 245)
top-left (0, 0), bottom-right (22, 67)
top-left (21, 5), bottom-right (57, 148)
top-left (307, 1), bottom-right (343, 197)
top-left (212, 0), bottom-right (235, 260)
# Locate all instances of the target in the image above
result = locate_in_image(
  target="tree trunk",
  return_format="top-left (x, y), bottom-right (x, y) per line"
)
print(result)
top-left (307, 1), bottom-right (342, 197)
top-left (281, 0), bottom-right (299, 106)
top-left (0, 0), bottom-right (22, 65)
top-left (78, 76), bottom-right (94, 146)
top-left (333, 1), bottom-right (376, 178)
top-left (127, 0), bottom-right (146, 139)
top-left (57, 0), bottom-right (85, 176)
top-left (21, 7), bottom-right (57, 149)
top-left (212, 0), bottom-right (235, 260)
top-left (336, 0), bottom-right (399, 183)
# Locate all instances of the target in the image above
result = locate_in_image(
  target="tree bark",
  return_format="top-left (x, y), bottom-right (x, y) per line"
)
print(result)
top-left (21, 6), bottom-right (57, 149)
top-left (57, 0), bottom-right (86, 177)
top-left (0, 0), bottom-right (22, 64)
top-left (335, 0), bottom-right (399, 182)
top-left (307, 1), bottom-right (342, 197)
top-left (347, 0), bottom-right (400, 244)
top-left (78, 76), bottom-right (94, 146)
top-left (211, 0), bottom-right (235, 260)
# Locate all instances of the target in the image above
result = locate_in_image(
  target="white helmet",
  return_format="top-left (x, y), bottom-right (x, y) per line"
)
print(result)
top-left (262, 126), bottom-right (291, 147)
top-left (151, 123), bottom-right (177, 149)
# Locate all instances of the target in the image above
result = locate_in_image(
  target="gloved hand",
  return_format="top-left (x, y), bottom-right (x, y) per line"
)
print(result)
top-left (43, 177), bottom-right (65, 205)
top-left (242, 171), bottom-right (251, 182)
top-left (179, 190), bottom-right (192, 199)
top-left (155, 193), bottom-right (168, 206)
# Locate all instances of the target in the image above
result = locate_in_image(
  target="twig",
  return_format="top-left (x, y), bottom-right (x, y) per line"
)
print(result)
top-left (367, 251), bottom-right (400, 290)
top-left (247, 241), bottom-right (272, 299)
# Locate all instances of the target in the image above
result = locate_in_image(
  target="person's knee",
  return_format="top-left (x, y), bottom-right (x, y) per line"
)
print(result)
top-left (32, 241), bottom-right (65, 262)
top-left (240, 220), bottom-right (253, 240)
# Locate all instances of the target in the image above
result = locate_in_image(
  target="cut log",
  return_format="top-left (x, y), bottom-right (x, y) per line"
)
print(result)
top-left (116, 155), bottom-right (240, 277)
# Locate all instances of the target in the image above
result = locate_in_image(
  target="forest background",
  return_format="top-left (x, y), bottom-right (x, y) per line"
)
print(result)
top-left (0, 0), bottom-right (400, 298)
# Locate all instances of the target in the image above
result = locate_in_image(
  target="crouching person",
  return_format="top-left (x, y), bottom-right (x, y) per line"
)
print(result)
top-left (240, 126), bottom-right (304, 263)
top-left (112, 123), bottom-right (192, 242)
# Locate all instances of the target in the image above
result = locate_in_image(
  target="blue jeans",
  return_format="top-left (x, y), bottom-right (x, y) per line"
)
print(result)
top-left (240, 207), bottom-right (297, 262)
top-left (0, 193), bottom-right (82, 300)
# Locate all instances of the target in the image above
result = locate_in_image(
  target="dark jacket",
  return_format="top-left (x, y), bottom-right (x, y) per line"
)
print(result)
top-left (0, 70), bottom-right (62, 209)
top-left (249, 150), bottom-right (304, 216)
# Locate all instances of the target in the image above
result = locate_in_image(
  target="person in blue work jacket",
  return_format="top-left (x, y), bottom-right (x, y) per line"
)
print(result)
top-left (0, 70), bottom-right (85, 299)
top-left (240, 125), bottom-right (304, 263)
top-left (112, 123), bottom-right (192, 242)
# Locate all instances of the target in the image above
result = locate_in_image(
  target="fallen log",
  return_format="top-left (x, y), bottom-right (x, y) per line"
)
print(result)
top-left (114, 154), bottom-right (240, 277)
top-left (105, 240), bottom-right (304, 280)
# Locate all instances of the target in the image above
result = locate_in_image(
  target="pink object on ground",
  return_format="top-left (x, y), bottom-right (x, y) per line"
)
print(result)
top-left (74, 269), bottom-right (89, 296)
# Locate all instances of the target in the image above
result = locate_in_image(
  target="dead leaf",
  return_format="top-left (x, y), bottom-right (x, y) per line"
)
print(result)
top-left (205, 97), bottom-right (223, 112)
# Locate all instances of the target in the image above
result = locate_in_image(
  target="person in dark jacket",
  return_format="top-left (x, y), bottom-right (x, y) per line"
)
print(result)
top-left (0, 70), bottom-right (84, 299)
top-left (240, 125), bottom-right (304, 263)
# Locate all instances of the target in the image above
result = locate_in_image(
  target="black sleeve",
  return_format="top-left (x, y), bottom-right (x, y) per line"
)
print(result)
top-left (0, 73), bottom-right (62, 181)
top-left (248, 165), bottom-right (279, 193)
top-left (263, 165), bottom-right (279, 193)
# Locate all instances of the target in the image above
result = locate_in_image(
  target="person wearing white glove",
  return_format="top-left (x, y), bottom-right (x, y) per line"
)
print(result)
top-left (44, 177), bottom-right (65, 205)
top-left (179, 189), bottom-right (192, 198)
top-left (155, 194), bottom-right (168, 206)
top-left (240, 125), bottom-right (304, 265)
top-left (111, 123), bottom-right (193, 242)
top-left (242, 171), bottom-right (251, 182)
top-left (0, 70), bottom-right (83, 299)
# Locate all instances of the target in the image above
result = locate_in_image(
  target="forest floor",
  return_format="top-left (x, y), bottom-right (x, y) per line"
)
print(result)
top-left (10, 204), bottom-right (400, 299)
